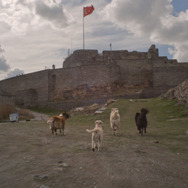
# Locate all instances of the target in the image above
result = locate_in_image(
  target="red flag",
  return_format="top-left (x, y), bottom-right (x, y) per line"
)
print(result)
top-left (83, 5), bottom-right (94, 17)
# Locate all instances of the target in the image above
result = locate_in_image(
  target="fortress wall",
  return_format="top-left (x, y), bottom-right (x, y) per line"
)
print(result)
top-left (0, 96), bottom-right (15, 105)
top-left (0, 70), bottom-right (49, 106)
top-left (48, 64), bottom-right (120, 101)
top-left (64, 50), bottom-right (148, 69)
top-left (103, 51), bottom-right (147, 60)
top-left (64, 50), bottom-right (98, 68)
top-left (1, 45), bottom-right (188, 110)
top-left (153, 62), bottom-right (188, 95)
top-left (116, 59), bottom-right (153, 93)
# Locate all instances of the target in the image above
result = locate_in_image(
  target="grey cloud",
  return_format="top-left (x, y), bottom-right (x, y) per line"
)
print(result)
top-left (35, 1), bottom-right (68, 28)
top-left (0, 46), bottom-right (10, 72)
top-left (0, 56), bottom-right (10, 72)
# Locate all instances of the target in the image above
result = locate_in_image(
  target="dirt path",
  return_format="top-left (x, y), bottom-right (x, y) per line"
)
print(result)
top-left (0, 119), bottom-right (187, 188)
top-left (30, 111), bottom-right (50, 121)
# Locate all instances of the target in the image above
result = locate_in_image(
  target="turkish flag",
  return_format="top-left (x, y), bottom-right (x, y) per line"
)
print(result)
top-left (83, 5), bottom-right (95, 17)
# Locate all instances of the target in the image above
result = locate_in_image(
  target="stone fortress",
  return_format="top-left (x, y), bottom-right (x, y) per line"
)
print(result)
top-left (0, 45), bottom-right (188, 110)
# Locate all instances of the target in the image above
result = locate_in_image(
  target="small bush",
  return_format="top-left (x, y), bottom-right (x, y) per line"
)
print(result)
top-left (0, 104), bottom-right (16, 121)
top-left (17, 108), bottom-right (34, 120)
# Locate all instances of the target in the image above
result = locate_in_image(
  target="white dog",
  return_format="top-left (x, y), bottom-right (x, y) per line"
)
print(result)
top-left (110, 108), bottom-right (120, 136)
top-left (86, 120), bottom-right (104, 152)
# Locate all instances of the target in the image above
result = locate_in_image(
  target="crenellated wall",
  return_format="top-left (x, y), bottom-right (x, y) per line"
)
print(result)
top-left (0, 45), bottom-right (188, 110)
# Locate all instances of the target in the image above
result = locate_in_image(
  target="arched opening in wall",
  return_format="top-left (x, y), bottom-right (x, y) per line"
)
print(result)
top-left (25, 89), bottom-right (38, 107)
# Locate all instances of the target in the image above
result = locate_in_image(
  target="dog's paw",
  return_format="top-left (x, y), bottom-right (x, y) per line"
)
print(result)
top-left (92, 148), bottom-right (95, 152)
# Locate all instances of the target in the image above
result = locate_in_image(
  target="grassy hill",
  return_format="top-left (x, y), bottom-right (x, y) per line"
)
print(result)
top-left (0, 97), bottom-right (188, 188)
top-left (69, 97), bottom-right (188, 157)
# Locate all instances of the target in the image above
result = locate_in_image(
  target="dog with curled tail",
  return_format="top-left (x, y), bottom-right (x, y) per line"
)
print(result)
top-left (86, 120), bottom-right (104, 152)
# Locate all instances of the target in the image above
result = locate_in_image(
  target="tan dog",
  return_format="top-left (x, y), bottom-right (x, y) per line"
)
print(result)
top-left (47, 112), bottom-right (70, 135)
top-left (110, 108), bottom-right (120, 136)
top-left (86, 120), bottom-right (104, 152)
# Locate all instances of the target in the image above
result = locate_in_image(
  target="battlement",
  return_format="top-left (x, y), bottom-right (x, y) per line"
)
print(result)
top-left (63, 45), bottom-right (168, 68)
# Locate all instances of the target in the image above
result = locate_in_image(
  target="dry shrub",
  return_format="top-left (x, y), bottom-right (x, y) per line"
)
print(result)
top-left (0, 104), bottom-right (16, 121)
top-left (17, 108), bottom-right (34, 120)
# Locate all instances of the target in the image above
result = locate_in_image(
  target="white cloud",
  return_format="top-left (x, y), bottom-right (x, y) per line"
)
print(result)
top-left (0, 0), bottom-right (72, 34)
top-left (0, 0), bottom-right (187, 81)
top-left (102, 0), bottom-right (188, 61)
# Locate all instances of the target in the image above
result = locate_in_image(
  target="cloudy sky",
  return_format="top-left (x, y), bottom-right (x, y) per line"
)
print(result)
top-left (0, 0), bottom-right (188, 80)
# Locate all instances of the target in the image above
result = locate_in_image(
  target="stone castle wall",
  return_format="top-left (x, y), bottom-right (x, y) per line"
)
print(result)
top-left (0, 70), bottom-right (49, 107)
top-left (0, 45), bottom-right (188, 110)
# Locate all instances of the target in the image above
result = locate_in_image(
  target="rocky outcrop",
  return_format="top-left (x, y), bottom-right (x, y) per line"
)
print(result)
top-left (162, 79), bottom-right (188, 103)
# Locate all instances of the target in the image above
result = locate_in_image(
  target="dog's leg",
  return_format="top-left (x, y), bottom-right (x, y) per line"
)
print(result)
top-left (98, 139), bottom-right (102, 151)
top-left (139, 129), bottom-right (142, 135)
top-left (144, 126), bottom-right (147, 134)
top-left (115, 127), bottom-right (119, 136)
top-left (92, 141), bottom-right (95, 152)
top-left (54, 128), bottom-right (57, 135)
top-left (112, 126), bottom-right (116, 135)
top-left (98, 142), bottom-right (100, 151)
top-left (51, 127), bottom-right (54, 135)
top-left (140, 128), bottom-right (143, 135)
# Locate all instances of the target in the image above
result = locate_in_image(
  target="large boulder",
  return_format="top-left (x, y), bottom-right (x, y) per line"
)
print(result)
top-left (163, 79), bottom-right (188, 103)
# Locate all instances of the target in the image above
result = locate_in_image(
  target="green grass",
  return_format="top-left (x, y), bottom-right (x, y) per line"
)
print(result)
top-left (67, 98), bottom-right (188, 155)
top-left (21, 97), bottom-right (188, 156)
top-left (28, 106), bottom-right (62, 116)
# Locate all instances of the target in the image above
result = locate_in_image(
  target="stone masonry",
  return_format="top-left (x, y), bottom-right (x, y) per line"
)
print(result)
top-left (0, 45), bottom-right (188, 110)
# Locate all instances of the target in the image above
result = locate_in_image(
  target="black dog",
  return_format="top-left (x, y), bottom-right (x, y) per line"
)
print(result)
top-left (135, 108), bottom-right (149, 135)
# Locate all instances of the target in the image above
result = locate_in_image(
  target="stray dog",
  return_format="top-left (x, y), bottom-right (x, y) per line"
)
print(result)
top-left (110, 108), bottom-right (120, 136)
top-left (47, 112), bottom-right (70, 135)
top-left (135, 108), bottom-right (149, 135)
top-left (86, 120), bottom-right (103, 152)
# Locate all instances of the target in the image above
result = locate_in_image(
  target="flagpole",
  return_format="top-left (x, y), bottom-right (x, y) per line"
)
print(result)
top-left (83, 8), bottom-right (85, 50)
top-left (83, 5), bottom-right (94, 50)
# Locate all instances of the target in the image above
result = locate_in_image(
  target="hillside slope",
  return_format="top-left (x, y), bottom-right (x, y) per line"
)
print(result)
top-left (0, 98), bottom-right (188, 188)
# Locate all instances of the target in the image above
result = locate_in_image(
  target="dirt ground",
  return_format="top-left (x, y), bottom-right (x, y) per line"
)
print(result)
top-left (0, 112), bottom-right (188, 188)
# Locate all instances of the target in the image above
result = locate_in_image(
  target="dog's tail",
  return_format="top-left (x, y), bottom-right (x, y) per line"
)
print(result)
top-left (86, 128), bottom-right (100, 133)
top-left (47, 117), bottom-right (53, 124)
top-left (47, 118), bottom-right (54, 129)
top-left (86, 129), bottom-right (93, 133)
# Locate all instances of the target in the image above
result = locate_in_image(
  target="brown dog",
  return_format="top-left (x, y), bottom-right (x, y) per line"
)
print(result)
top-left (86, 120), bottom-right (104, 152)
top-left (47, 112), bottom-right (70, 135)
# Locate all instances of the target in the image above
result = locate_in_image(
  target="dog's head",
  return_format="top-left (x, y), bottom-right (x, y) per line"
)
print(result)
top-left (140, 108), bottom-right (149, 115)
top-left (111, 108), bottom-right (118, 112)
top-left (95, 120), bottom-right (104, 129)
top-left (59, 112), bottom-right (70, 119)
top-left (111, 108), bottom-right (119, 116)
